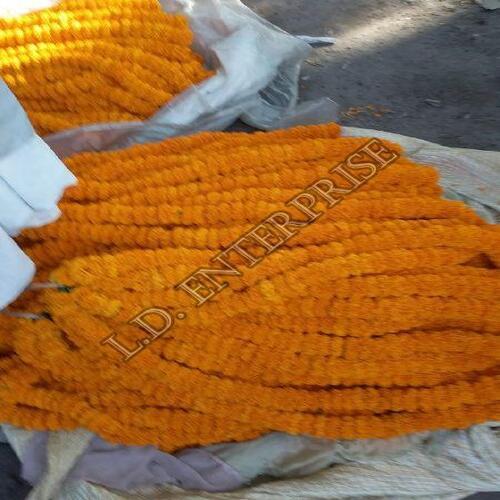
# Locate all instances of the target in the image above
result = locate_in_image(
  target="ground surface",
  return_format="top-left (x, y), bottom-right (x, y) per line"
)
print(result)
top-left (245, 0), bottom-right (500, 150)
top-left (1, 1), bottom-right (499, 498)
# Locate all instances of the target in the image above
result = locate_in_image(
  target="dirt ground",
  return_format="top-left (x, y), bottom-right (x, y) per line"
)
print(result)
top-left (244, 0), bottom-right (500, 150)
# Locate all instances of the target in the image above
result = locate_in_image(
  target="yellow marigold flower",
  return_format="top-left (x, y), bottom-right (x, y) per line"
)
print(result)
top-left (0, 0), bottom-right (212, 133)
top-left (1, 124), bottom-right (499, 451)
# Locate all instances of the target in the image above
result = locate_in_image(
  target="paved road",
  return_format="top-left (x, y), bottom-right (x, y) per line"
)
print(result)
top-left (245, 0), bottom-right (500, 150)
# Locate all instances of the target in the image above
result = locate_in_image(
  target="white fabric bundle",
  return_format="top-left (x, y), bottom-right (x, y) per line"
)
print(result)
top-left (0, 79), bottom-right (76, 310)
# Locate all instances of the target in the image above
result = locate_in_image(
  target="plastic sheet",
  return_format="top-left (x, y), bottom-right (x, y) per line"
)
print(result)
top-left (41, 0), bottom-right (337, 157)
top-left (3, 422), bottom-right (500, 500)
top-left (0, 79), bottom-right (76, 234)
top-left (0, 79), bottom-right (75, 310)
top-left (342, 126), bottom-right (500, 223)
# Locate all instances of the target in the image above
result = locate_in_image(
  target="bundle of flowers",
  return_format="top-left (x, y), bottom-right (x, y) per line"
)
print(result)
top-left (1, 123), bottom-right (498, 451)
top-left (0, 0), bottom-right (212, 135)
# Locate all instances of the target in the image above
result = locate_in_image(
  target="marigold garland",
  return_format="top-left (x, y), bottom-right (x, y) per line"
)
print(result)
top-left (0, 0), bottom-right (212, 134)
top-left (1, 123), bottom-right (499, 451)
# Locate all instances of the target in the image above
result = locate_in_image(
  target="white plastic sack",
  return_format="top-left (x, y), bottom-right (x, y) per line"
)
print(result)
top-left (342, 127), bottom-right (500, 224)
top-left (22, 0), bottom-right (338, 158)
top-left (3, 422), bottom-right (500, 500)
top-left (0, 79), bottom-right (75, 310)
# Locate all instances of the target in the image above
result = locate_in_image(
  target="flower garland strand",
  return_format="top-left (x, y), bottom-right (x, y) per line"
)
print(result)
top-left (0, 124), bottom-right (498, 452)
top-left (0, 0), bottom-right (212, 134)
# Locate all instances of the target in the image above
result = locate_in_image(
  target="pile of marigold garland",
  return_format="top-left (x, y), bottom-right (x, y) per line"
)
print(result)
top-left (0, 0), bottom-right (212, 135)
top-left (1, 123), bottom-right (499, 452)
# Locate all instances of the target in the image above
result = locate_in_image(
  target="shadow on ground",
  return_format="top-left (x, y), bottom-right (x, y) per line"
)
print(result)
top-left (245, 0), bottom-right (500, 150)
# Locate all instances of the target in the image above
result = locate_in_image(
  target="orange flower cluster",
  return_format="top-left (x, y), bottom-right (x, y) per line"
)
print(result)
top-left (1, 123), bottom-right (499, 452)
top-left (0, 0), bottom-right (212, 135)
